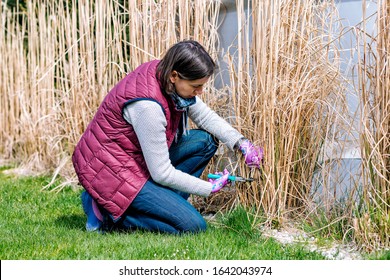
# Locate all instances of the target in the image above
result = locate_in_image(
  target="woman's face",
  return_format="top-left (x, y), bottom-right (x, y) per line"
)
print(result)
top-left (169, 71), bottom-right (209, 99)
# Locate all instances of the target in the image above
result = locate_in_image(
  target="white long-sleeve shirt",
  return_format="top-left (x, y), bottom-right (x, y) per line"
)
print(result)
top-left (123, 96), bottom-right (244, 196)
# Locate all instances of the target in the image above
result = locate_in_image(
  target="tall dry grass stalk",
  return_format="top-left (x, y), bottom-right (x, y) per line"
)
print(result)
top-left (356, 0), bottom-right (389, 251)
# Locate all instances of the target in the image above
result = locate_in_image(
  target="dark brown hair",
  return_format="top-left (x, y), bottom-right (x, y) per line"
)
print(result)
top-left (156, 40), bottom-right (216, 93)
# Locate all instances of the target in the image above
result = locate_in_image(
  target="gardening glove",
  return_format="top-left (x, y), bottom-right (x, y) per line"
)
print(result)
top-left (239, 139), bottom-right (264, 168)
top-left (209, 169), bottom-right (231, 193)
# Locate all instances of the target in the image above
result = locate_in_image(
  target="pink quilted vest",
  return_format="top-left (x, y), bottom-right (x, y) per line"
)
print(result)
top-left (72, 60), bottom-right (183, 220)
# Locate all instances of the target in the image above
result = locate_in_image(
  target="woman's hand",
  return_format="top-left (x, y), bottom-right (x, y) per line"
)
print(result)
top-left (239, 139), bottom-right (264, 168)
top-left (209, 169), bottom-right (231, 193)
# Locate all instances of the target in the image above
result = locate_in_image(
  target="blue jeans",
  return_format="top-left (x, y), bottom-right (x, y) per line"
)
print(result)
top-left (115, 129), bottom-right (218, 234)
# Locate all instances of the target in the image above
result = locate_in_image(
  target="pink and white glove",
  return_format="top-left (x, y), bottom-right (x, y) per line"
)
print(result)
top-left (239, 139), bottom-right (264, 168)
top-left (209, 169), bottom-right (230, 193)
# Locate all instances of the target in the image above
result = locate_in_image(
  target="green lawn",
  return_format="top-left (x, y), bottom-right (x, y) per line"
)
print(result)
top-left (0, 169), bottom-right (330, 260)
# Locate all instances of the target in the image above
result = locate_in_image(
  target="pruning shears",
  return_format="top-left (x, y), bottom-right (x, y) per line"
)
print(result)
top-left (207, 173), bottom-right (254, 182)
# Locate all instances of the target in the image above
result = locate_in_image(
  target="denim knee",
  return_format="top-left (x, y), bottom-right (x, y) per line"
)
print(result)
top-left (180, 215), bottom-right (207, 234)
top-left (198, 129), bottom-right (219, 157)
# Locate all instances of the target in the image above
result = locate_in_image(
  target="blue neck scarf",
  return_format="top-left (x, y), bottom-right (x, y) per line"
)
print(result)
top-left (170, 92), bottom-right (196, 110)
top-left (170, 92), bottom-right (196, 139)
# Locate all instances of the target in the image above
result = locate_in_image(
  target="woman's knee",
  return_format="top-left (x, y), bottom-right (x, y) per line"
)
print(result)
top-left (195, 129), bottom-right (219, 156)
top-left (179, 215), bottom-right (207, 234)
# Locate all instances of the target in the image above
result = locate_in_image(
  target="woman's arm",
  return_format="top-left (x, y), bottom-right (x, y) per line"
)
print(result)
top-left (123, 100), bottom-right (212, 196)
top-left (188, 97), bottom-right (244, 150)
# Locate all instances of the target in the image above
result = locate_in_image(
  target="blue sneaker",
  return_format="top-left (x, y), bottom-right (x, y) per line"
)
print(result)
top-left (81, 191), bottom-right (103, 232)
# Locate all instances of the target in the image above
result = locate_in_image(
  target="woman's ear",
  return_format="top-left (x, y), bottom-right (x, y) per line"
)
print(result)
top-left (169, 70), bottom-right (178, 84)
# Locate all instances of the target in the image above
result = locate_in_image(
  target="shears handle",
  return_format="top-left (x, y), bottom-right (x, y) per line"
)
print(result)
top-left (207, 173), bottom-right (238, 181)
